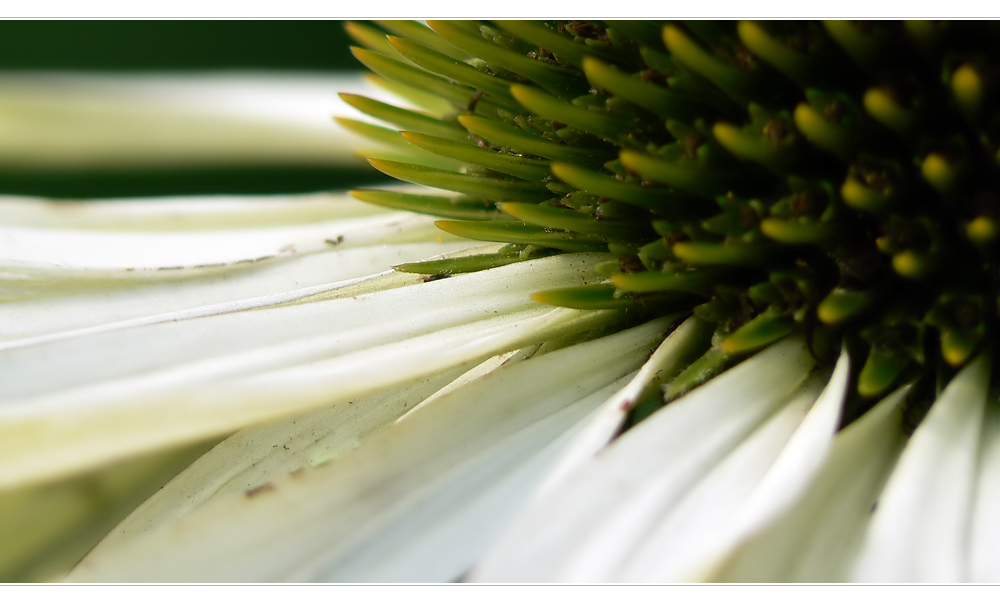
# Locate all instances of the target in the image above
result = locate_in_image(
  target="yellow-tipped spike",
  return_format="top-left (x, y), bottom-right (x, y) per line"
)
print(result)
top-left (921, 153), bottom-right (959, 195)
top-left (952, 64), bottom-right (984, 120)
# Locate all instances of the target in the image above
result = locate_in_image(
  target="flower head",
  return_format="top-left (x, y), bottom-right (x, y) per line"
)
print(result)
top-left (3, 20), bottom-right (1000, 583)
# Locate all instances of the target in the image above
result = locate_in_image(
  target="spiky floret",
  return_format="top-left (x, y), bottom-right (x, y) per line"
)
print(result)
top-left (343, 20), bottom-right (1000, 421)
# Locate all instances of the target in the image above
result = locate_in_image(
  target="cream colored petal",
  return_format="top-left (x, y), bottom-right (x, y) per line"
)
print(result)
top-left (0, 211), bottom-right (449, 271)
top-left (1, 242), bottom-right (495, 345)
top-left (968, 402), bottom-right (1000, 581)
top-left (1, 242), bottom-right (491, 342)
top-left (617, 366), bottom-right (832, 582)
top-left (617, 351), bottom-right (848, 581)
top-left (471, 336), bottom-right (816, 582)
top-left (68, 319), bottom-right (671, 582)
top-left (3, 253), bottom-right (606, 400)
top-left (709, 385), bottom-right (910, 582)
top-left (0, 254), bottom-right (612, 488)
top-left (85, 366), bottom-right (470, 558)
top-left (0, 190), bottom-right (466, 305)
top-left (851, 354), bottom-right (990, 582)
top-left (1, 191), bottom-right (393, 231)
top-left (731, 349), bottom-right (851, 529)
top-left (394, 346), bottom-right (540, 422)
top-left (529, 315), bottom-right (711, 500)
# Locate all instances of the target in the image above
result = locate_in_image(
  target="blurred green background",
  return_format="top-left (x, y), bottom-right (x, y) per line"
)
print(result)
top-left (0, 20), bottom-right (386, 198)
top-left (0, 21), bottom-right (357, 71)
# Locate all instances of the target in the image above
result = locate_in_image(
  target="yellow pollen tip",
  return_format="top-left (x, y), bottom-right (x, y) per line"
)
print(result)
top-left (892, 250), bottom-right (924, 278)
top-left (921, 153), bottom-right (957, 193)
top-left (968, 216), bottom-right (997, 245)
top-left (952, 64), bottom-right (983, 111)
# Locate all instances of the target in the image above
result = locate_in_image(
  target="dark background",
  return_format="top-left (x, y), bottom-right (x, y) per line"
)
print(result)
top-left (0, 21), bottom-right (358, 71)
top-left (0, 20), bottom-right (386, 198)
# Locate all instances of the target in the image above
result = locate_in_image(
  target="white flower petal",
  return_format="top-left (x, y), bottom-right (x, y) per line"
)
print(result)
top-left (529, 315), bottom-right (711, 499)
top-left (67, 319), bottom-right (672, 582)
top-left (1, 191), bottom-right (392, 231)
top-left (732, 348), bottom-right (851, 529)
top-left (1, 242), bottom-right (487, 343)
top-left (0, 211), bottom-right (447, 270)
top-left (471, 336), bottom-right (816, 582)
top-left (3, 253), bottom-right (604, 399)
top-left (300, 376), bottom-right (636, 583)
top-left (968, 402), bottom-right (1000, 581)
top-left (394, 346), bottom-right (539, 423)
top-left (709, 384), bottom-right (911, 582)
top-left (0, 190), bottom-right (468, 305)
top-left (618, 351), bottom-right (848, 581)
top-left (851, 354), bottom-right (990, 582)
top-left (617, 366), bottom-right (832, 582)
top-left (84, 366), bottom-right (471, 557)
top-left (0, 254), bottom-right (612, 488)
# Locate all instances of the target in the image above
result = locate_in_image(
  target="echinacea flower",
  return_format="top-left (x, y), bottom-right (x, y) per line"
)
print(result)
top-left (5, 20), bottom-right (1000, 584)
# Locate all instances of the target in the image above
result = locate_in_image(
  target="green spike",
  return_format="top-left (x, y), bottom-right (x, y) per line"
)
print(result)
top-left (339, 93), bottom-right (466, 141)
top-left (458, 115), bottom-right (610, 165)
top-left (841, 174), bottom-right (892, 214)
top-left (938, 333), bottom-right (980, 368)
top-left (712, 121), bottom-right (788, 174)
top-left (359, 147), bottom-right (462, 172)
top-left (375, 20), bottom-right (469, 61)
top-left (334, 117), bottom-right (408, 148)
top-left (951, 63), bottom-right (984, 123)
top-left (663, 346), bottom-right (733, 399)
top-left (619, 149), bottom-right (743, 199)
top-left (363, 74), bottom-right (455, 117)
top-left (662, 25), bottom-right (758, 106)
top-left (611, 269), bottom-right (725, 295)
top-left (351, 46), bottom-right (481, 111)
top-left (498, 21), bottom-right (613, 69)
top-left (386, 36), bottom-right (519, 106)
top-left (817, 287), bottom-right (880, 326)
top-left (499, 202), bottom-right (653, 242)
top-left (336, 117), bottom-right (467, 171)
top-left (672, 242), bottom-right (777, 267)
top-left (793, 101), bottom-right (855, 161)
top-left (344, 22), bottom-right (399, 57)
top-left (581, 56), bottom-right (701, 121)
top-left (857, 347), bottom-right (911, 399)
top-left (921, 152), bottom-right (962, 195)
top-left (427, 20), bottom-right (587, 97)
top-left (532, 284), bottom-right (699, 311)
top-left (892, 249), bottom-right (937, 280)
top-left (639, 46), bottom-right (740, 116)
top-left (367, 159), bottom-right (550, 203)
top-left (720, 310), bottom-right (796, 355)
top-left (400, 131), bottom-right (551, 181)
top-left (736, 21), bottom-right (814, 85)
top-left (967, 216), bottom-right (998, 251)
top-left (394, 250), bottom-right (532, 275)
top-left (863, 87), bottom-right (917, 138)
top-left (509, 84), bottom-right (631, 142)
top-left (349, 190), bottom-right (497, 221)
top-left (760, 218), bottom-right (843, 246)
top-left (435, 220), bottom-right (609, 252)
top-left (550, 162), bottom-right (699, 215)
